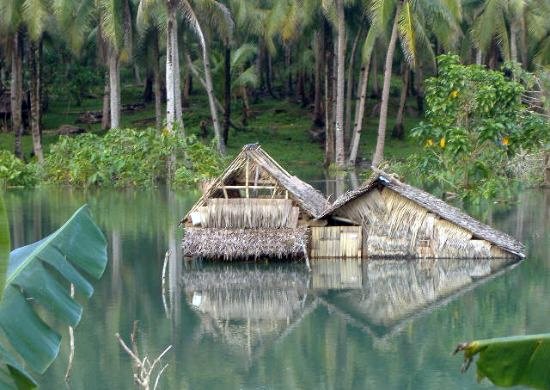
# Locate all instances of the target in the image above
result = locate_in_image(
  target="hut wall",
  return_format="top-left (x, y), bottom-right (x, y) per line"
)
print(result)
top-left (333, 188), bottom-right (513, 258)
top-left (192, 198), bottom-right (298, 228)
top-left (310, 226), bottom-right (362, 258)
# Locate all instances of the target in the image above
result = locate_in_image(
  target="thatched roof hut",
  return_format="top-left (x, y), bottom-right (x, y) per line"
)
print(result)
top-left (181, 144), bottom-right (330, 260)
top-left (318, 171), bottom-right (525, 259)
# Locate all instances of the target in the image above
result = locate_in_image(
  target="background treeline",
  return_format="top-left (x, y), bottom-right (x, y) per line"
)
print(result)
top-left (1, 0), bottom-right (550, 169)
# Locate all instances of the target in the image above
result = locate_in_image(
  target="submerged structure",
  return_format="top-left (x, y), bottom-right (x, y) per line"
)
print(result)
top-left (181, 144), bottom-right (525, 260)
top-left (181, 144), bottom-right (330, 260)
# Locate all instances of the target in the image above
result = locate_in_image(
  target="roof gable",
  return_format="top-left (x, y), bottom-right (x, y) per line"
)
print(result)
top-left (183, 144), bottom-right (330, 222)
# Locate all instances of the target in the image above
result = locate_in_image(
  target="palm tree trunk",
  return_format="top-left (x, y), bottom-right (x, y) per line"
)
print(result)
top-left (371, 51), bottom-right (380, 98)
top-left (202, 41), bottom-right (225, 154)
top-left (324, 23), bottom-right (335, 166)
top-left (475, 49), bottom-right (482, 65)
top-left (153, 34), bottom-right (162, 130)
top-left (29, 40), bottom-right (44, 162)
top-left (101, 71), bottom-right (110, 130)
top-left (391, 64), bottom-right (409, 139)
top-left (334, 0), bottom-right (346, 167)
top-left (183, 69), bottom-right (191, 108)
top-left (372, 2), bottom-right (401, 167)
top-left (173, 23), bottom-right (182, 126)
top-left (510, 21), bottom-right (518, 63)
top-left (344, 26), bottom-right (363, 150)
top-left (519, 15), bottom-right (528, 67)
top-left (313, 29), bottom-right (324, 127)
top-left (240, 86), bottom-right (251, 125)
top-left (108, 47), bottom-right (121, 129)
top-left (348, 56), bottom-right (371, 166)
top-left (223, 45), bottom-right (231, 145)
top-left (166, 5), bottom-right (183, 131)
top-left (11, 32), bottom-right (23, 159)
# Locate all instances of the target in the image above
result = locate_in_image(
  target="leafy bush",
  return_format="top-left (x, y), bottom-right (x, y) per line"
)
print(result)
top-left (43, 128), bottom-right (225, 187)
top-left (0, 151), bottom-right (38, 188)
top-left (388, 55), bottom-right (550, 201)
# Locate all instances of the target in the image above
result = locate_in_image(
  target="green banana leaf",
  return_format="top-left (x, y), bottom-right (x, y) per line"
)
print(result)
top-left (0, 204), bottom-right (107, 389)
top-left (0, 196), bottom-right (8, 292)
top-left (0, 197), bottom-right (37, 389)
top-left (455, 333), bottom-right (550, 389)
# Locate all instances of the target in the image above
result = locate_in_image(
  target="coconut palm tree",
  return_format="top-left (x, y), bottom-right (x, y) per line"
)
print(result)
top-left (370, 0), bottom-right (462, 167)
top-left (99, 0), bottom-right (134, 129)
top-left (0, 0), bottom-right (24, 159)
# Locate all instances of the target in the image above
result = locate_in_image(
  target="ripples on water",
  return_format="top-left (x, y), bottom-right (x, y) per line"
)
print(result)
top-left (4, 187), bottom-right (549, 389)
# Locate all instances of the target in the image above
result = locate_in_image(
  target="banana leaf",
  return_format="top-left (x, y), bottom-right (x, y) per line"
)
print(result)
top-left (455, 334), bottom-right (550, 389)
top-left (0, 196), bottom-right (8, 292)
top-left (0, 204), bottom-right (108, 389)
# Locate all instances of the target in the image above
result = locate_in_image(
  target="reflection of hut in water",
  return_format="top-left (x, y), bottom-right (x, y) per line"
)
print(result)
top-left (181, 144), bottom-right (329, 260)
top-left (316, 172), bottom-right (525, 259)
top-left (183, 264), bottom-right (310, 355)
top-left (319, 258), bottom-right (518, 338)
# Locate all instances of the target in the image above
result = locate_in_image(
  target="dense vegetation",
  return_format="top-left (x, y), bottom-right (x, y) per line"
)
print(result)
top-left (0, 0), bottom-right (549, 194)
top-left (388, 55), bottom-right (550, 200)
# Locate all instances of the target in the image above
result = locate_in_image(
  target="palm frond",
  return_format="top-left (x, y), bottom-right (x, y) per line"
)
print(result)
top-left (232, 66), bottom-right (258, 88)
top-left (398, 0), bottom-right (416, 66)
top-left (22, 0), bottom-right (50, 40)
top-left (192, 0), bottom-right (234, 44)
top-left (361, 26), bottom-right (379, 63)
top-left (231, 43), bottom-right (257, 70)
top-left (178, 0), bottom-right (206, 51)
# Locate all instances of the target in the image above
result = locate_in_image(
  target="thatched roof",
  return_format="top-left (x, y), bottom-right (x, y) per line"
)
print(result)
top-left (183, 227), bottom-right (309, 260)
top-left (183, 144), bottom-right (330, 222)
top-left (320, 171), bottom-right (526, 258)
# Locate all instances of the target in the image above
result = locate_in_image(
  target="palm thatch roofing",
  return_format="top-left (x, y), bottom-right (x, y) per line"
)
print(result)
top-left (319, 170), bottom-right (526, 258)
top-left (182, 144), bottom-right (330, 222)
top-left (182, 227), bottom-right (308, 260)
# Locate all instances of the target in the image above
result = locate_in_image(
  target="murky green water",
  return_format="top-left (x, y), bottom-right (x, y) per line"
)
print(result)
top-left (4, 185), bottom-right (549, 389)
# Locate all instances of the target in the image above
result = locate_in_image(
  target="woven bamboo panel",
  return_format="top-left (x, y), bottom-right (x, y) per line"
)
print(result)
top-left (310, 226), bottom-right (362, 258)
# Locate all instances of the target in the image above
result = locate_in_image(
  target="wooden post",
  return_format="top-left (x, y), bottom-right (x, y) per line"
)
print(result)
top-left (245, 158), bottom-right (250, 198)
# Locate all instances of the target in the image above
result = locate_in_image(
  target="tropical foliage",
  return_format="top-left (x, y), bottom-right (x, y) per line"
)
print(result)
top-left (388, 55), bottom-right (550, 200)
top-left (455, 334), bottom-right (550, 389)
top-left (0, 204), bottom-right (108, 388)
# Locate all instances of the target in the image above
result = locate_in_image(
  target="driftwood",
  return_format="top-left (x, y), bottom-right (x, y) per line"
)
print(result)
top-left (116, 321), bottom-right (172, 390)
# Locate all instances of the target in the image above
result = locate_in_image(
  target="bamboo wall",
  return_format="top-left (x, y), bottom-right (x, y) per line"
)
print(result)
top-left (310, 226), bottom-right (362, 258)
top-left (333, 188), bottom-right (516, 259)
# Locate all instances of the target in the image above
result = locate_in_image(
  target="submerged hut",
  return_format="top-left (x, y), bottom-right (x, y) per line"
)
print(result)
top-left (316, 171), bottom-right (525, 259)
top-left (181, 144), bottom-right (524, 261)
top-left (181, 144), bottom-right (330, 260)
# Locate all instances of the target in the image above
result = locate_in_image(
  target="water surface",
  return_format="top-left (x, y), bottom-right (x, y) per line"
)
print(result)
top-left (5, 186), bottom-right (549, 389)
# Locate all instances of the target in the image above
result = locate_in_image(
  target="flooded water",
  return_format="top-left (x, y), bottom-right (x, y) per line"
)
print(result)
top-left (4, 185), bottom-right (550, 389)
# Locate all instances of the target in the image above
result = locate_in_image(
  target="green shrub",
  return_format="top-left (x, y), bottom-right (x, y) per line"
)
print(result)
top-left (0, 151), bottom-right (38, 188)
top-left (388, 54), bottom-right (550, 202)
top-left (43, 128), bottom-right (225, 188)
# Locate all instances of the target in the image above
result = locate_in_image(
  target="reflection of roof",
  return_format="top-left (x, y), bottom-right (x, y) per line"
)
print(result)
top-left (183, 144), bottom-right (330, 221)
top-left (320, 171), bottom-right (525, 257)
top-left (319, 258), bottom-right (519, 338)
top-left (183, 264), bottom-right (310, 355)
